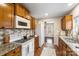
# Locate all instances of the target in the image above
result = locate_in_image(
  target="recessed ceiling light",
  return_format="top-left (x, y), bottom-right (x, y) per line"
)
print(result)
top-left (68, 3), bottom-right (73, 6)
top-left (44, 13), bottom-right (48, 16)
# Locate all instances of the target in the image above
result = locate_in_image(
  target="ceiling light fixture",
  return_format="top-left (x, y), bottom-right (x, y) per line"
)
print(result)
top-left (44, 13), bottom-right (48, 17)
top-left (0, 3), bottom-right (6, 6)
top-left (68, 3), bottom-right (73, 6)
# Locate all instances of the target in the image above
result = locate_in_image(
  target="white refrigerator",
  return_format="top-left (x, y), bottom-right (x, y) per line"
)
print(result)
top-left (36, 21), bottom-right (45, 47)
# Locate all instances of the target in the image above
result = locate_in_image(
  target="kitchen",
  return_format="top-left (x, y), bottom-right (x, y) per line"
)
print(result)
top-left (0, 3), bottom-right (79, 56)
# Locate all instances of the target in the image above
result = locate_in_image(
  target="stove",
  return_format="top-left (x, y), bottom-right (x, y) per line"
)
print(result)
top-left (14, 37), bottom-right (34, 56)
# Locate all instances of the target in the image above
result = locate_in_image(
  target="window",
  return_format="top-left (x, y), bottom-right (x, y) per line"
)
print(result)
top-left (75, 17), bottom-right (79, 35)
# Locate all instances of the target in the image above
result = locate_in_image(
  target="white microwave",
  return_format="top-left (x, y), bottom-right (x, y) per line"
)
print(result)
top-left (15, 16), bottom-right (30, 29)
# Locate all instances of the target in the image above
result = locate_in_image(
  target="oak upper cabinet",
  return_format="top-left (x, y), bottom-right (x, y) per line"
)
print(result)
top-left (61, 15), bottom-right (72, 30)
top-left (0, 5), bottom-right (3, 28)
top-left (30, 17), bottom-right (36, 30)
top-left (15, 4), bottom-right (30, 18)
top-left (3, 4), bottom-right (14, 28)
top-left (0, 4), bottom-right (14, 28)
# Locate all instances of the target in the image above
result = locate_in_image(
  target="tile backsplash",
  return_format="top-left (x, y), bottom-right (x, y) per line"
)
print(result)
top-left (0, 29), bottom-right (34, 42)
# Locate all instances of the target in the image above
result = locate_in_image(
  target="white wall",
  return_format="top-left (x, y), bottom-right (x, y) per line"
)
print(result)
top-left (35, 17), bottom-right (62, 46)
top-left (69, 5), bottom-right (79, 18)
top-left (69, 5), bottom-right (79, 36)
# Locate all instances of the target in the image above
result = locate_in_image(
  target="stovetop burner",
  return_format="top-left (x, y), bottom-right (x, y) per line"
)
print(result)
top-left (15, 37), bottom-right (33, 43)
top-left (15, 39), bottom-right (28, 43)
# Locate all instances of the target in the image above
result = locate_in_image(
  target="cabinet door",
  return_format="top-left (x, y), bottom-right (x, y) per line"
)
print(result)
top-left (62, 40), bottom-right (67, 56)
top-left (61, 15), bottom-right (72, 30)
top-left (59, 38), bottom-right (62, 55)
top-left (65, 15), bottom-right (72, 30)
top-left (0, 6), bottom-right (4, 28)
top-left (15, 4), bottom-right (20, 16)
top-left (34, 36), bottom-right (39, 51)
top-left (15, 4), bottom-right (29, 18)
top-left (3, 4), bottom-right (14, 28)
top-left (15, 4), bottom-right (23, 17)
top-left (62, 17), bottom-right (66, 30)
top-left (32, 18), bottom-right (36, 29)
top-left (19, 5), bottom-right (24, 17)
top-left (30, 17), bottom-right (36, 30)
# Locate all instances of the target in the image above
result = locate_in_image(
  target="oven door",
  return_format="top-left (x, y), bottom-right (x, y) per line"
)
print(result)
top-left (15, 16), bottom-right (30, 28)
top-left (22, 44), bottom-right (29, 56)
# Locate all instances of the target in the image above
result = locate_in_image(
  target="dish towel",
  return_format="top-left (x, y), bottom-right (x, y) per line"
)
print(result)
top-left (41, 47), bottom-right (56, 56)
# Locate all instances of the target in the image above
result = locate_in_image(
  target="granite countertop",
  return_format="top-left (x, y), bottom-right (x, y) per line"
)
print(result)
top-left (60, 36), bottom-right (79, 56)
top-left (0, 42), bottom-right (21, 56)
top-left (0, 35), bottom-right (35, 56)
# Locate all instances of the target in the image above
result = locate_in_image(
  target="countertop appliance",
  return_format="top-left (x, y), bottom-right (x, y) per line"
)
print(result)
top-left (15, 16), bottom-right (30, 29)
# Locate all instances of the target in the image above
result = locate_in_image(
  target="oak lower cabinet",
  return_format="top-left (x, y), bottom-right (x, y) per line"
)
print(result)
top-left (15, 4), bottom-right (30, 19)
top-left (59, 38), bottom-right (66, 56)
top-left (66, 46), bottom-right (77, 56)
top-left (59, 38), bottom-right (77, 56)
top-left (3, 46), bottom-right (21, 56)
top-left (34, 36), bottom-right (39, 50)
top-left (34, 36), bottom-right (39, 55)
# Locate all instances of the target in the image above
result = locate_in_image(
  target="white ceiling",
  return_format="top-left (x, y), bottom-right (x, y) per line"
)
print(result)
top-left (22, 3), bottom-right (77, 19)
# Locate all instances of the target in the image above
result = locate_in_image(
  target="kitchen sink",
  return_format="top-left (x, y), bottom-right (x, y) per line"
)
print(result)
top-left (71, 43), bottom-right (79, 51)
top-left (75, 46), bottom-right (79, 49)
top-left (64, 37), bottom-right (78, 43)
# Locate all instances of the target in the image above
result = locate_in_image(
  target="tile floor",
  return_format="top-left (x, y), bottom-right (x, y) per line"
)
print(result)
top-left (35, 41), bottom-right (57, 56)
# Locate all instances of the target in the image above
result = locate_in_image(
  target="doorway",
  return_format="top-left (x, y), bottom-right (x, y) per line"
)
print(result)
top-left (44, 22), bottom-right (54, 47)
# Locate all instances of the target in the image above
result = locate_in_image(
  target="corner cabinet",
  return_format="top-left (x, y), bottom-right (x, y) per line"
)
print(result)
top-left (61, 15), bottom-right (72, 30)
